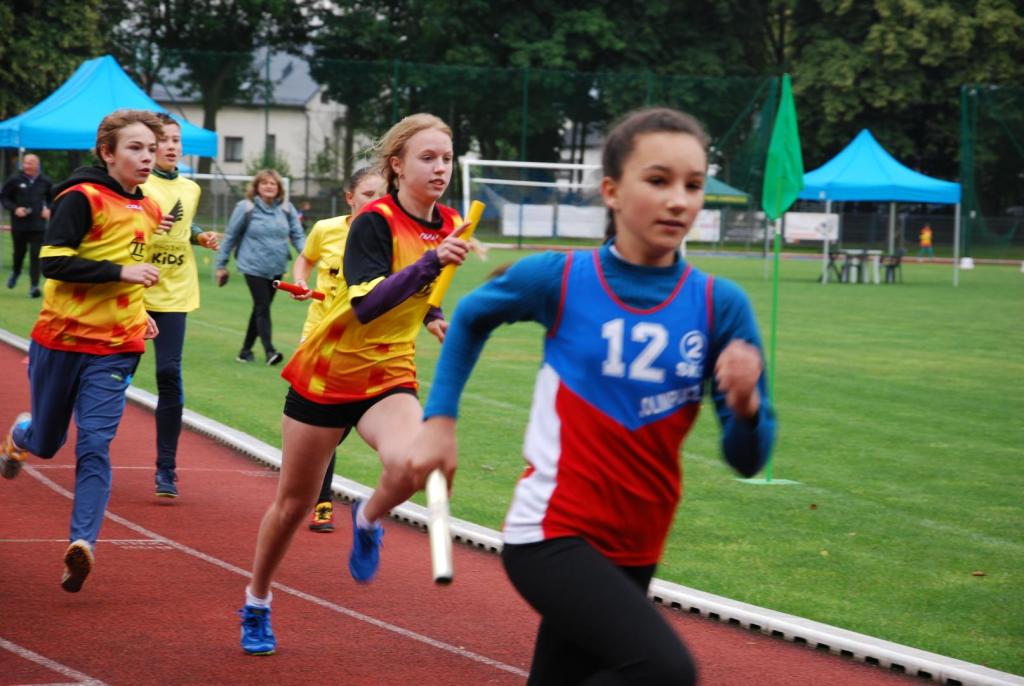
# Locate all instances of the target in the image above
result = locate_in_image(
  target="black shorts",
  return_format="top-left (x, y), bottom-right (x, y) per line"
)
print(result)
top-left (283, 385), bottom-right (417, 429)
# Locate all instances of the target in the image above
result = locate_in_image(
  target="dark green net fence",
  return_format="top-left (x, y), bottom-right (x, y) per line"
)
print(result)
top-left (960, 84), bottom-right (1024, 260)
top-left (147, 50), bottom-right (1022, 259)
top-left (153, 50), bottom-right (776, 240)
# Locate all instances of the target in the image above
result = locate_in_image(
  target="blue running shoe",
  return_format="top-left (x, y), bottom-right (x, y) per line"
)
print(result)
top-left (348, 500), bottom-right (384, 583)
top-left (155, 468), bottom-right (178, 498)
top-left (239, 605), bottom-right (276, 655)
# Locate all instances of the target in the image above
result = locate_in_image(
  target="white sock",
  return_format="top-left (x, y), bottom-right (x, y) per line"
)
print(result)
top-left (245, 586), bottom-right (272, 608)
top-left (356, 502), bottom-right (380, 530)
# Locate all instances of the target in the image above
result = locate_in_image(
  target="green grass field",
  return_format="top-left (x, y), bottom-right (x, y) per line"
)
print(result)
top-left (1, 239), bottom-right (1021, 676)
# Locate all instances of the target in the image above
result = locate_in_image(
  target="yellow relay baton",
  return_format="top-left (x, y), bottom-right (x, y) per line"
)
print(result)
top-left (424, 199), bottom-right (484, 585)
top-left (427, 200), bottom-right (486, 308)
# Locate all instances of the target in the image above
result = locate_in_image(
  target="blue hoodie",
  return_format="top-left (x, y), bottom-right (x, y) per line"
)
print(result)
top-left (216, 196), bottom-right (305, 279)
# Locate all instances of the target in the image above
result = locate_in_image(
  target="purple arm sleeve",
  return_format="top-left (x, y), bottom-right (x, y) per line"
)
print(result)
top-left (351, 250), bottom-right (442, 323)
top-left (423, 306), bottom-right (444, 325)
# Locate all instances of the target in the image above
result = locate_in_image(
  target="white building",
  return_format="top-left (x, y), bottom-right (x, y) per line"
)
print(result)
top-left (152, 49), bottom-right (349, 197)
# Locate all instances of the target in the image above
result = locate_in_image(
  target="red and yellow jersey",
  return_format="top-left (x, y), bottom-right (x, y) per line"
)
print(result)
top-left (282, 195), bottom-right (462, 402)
top-left (32, 183), bottom-right (162, 355)
top-left (919, 227), bottom-right (933, 247)
top-left (299, 215), bottom-right (350, 341)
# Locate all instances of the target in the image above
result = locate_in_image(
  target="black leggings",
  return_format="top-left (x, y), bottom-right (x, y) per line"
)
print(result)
top-left (11, 231), bottom-right (43, 286)
top-left (502, 537), bottom-right (696, 685)
top-left (242, 274), bottom-right (281, 355)
top-left (149, 311), bottom-right (187, 471)
top-left (317, 450), bottom-right (337, 504)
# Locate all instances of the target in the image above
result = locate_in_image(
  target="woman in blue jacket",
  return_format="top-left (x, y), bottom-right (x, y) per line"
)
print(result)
top-left (216, 169), bottom-right (305, 365)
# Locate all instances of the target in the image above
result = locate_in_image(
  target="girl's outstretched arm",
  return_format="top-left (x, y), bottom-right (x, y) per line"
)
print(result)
top-left (423, 251), bottom-right (566, 421)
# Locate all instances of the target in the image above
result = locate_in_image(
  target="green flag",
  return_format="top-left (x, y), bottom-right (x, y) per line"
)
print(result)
top-left (762, 74), bottom-right (803, 484)
top-left (762, 74), bottom-right (804, 221)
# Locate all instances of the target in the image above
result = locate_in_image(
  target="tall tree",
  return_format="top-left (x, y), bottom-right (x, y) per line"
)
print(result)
top-left (0, 0), bottom-right (110, 121)
top-left (791, 0), bottom-right (1024, 179)
top-left (308, 0), bottom-right (409, 183)
top-left (112, 0), bottom-right (309, 172)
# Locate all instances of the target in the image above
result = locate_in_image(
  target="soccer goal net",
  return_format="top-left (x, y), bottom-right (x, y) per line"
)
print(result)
top-left (460, 158), bottom-right (732, 244)
top-left (460, 158), bottom-right (607, 240)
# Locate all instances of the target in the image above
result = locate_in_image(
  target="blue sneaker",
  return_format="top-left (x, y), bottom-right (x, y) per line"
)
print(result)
top-left (239, 605), bottom-right (276, 655)
top-left (348, 500), bottom-right (384, 583)
top-left (155, 468), bottom-right (178, 498)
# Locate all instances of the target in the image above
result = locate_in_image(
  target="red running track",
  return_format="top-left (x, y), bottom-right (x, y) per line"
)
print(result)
top-left (0, 341), bottom-right (922, 685)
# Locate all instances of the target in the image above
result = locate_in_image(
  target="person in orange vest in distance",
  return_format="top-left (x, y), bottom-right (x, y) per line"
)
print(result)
top-left (917, 224), bottom-right (934, 261)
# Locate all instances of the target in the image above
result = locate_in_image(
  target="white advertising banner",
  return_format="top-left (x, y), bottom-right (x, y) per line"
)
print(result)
top-left (689, 210), bottom-right (721, 242)
top-left (783, 212), bottom-right (839, 242)
top-left (501, 204), bottom-right (555, 237)
top-left (555, 205), bottom-right (606, 238)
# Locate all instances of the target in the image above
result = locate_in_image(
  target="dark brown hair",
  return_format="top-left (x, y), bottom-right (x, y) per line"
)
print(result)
top-left (346, 166), bottom-right (381, 194)
top-left (154, 112), bottom-right (181, 131)
top-left (95, 109), bottom-right (164, 166)
top-left (602, 107), bottom-right (710, 238)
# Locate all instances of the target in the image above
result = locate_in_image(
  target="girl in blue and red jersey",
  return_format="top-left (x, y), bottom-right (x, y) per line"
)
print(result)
top-left (407, 107), bottom-right (777, 684)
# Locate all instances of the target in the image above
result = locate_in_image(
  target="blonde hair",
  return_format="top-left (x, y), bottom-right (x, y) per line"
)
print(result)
top-left (94, 109), bottom-right (164, 165)
top-left (246, 169), bottom-right (286, 203)
top-left (370, 113), bottom-right (453, 192)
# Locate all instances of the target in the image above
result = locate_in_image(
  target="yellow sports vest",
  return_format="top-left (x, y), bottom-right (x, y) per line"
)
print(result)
top-left (140, 173), bottom-right (203, 312)
top-left (33, 183), bottom-right (163, 354)
top-left (300, 215), bottom-right (350, 341)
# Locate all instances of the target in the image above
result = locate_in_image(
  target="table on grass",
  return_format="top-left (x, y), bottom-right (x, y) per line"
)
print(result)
top-left (838, 249), bottom-right (884, 284)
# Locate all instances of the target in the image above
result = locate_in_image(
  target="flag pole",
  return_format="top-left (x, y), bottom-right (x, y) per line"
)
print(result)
top-left (766, 215), bottom-right (783, 482)
top-left (745, 72), bottom-right (804, 486)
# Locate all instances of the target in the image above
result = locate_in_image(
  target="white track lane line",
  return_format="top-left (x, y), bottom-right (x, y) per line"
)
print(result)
top-left (23, 466), bottom-right (528, 678)
top-left (0, 636), bottom-right (108, 686)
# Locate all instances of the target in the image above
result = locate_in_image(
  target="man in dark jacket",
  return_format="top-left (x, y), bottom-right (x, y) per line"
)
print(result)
top-left (2, 153), bottom-right (54, 297)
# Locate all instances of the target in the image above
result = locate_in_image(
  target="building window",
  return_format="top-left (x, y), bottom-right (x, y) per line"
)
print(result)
top-left (225, 137), bottom-right (243, 163)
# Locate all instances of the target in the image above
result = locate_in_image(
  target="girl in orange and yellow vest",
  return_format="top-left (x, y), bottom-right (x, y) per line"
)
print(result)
top-left (290, 166), bottom-right (385, 533)
top-left (238, 113), bottom-right (470, 655)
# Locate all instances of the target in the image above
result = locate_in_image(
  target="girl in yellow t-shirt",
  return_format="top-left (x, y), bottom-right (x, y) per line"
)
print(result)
top-left (290, 167), bottom-right (385, 533)
top-left (141, 113), bottom-right (220, 499)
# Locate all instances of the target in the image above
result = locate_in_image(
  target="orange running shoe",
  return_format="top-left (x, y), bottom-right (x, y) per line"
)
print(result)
top-left (309, 501), bottom-right (334, 533)
top-left (0, 412), bottom-right (31, 480)
top-left (61, 539), bottom-right (94, 593)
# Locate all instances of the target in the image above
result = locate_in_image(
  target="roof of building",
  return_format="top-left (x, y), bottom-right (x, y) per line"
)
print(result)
top-left (151, 48), bottom-right (320, 108)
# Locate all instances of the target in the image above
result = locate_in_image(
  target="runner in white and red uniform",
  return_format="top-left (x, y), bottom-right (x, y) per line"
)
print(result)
top-left (408, 107), bottom-right (777, 685)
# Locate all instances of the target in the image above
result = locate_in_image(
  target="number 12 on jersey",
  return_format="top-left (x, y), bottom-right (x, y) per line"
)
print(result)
top-left (600, 318), bottom-right (705, 382)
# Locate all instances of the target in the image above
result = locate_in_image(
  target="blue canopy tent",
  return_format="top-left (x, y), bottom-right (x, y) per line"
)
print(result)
top-left (798, 129), bottom-right (963, 284)
top-left (0, 55), bottom-right (216, 157)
